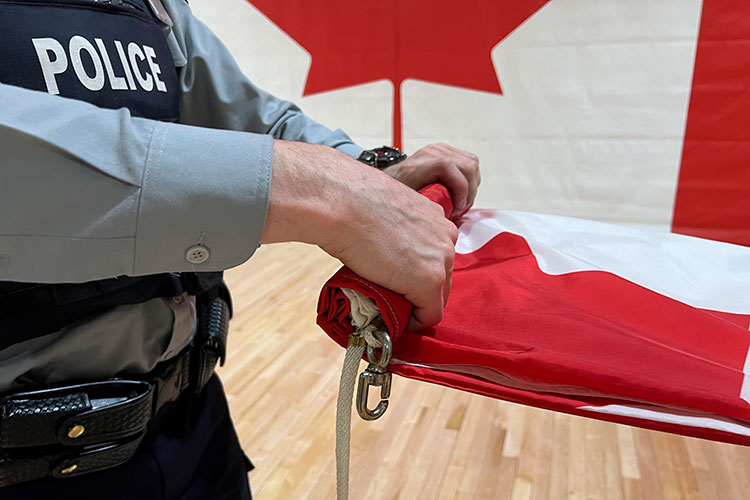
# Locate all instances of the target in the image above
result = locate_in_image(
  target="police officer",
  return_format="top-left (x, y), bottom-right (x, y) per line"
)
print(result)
top-left (0, 0), bottom-right (479, 498)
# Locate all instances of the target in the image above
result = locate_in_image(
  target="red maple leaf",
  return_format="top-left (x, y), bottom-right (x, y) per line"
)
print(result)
top-left (248, 0), bottom-right (550, 148)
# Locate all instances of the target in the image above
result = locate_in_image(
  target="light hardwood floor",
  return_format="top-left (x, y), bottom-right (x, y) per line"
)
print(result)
top-left (220, 243), bottom-right (750, 500)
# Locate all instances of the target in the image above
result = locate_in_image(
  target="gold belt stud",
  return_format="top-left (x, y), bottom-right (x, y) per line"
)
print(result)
top-left (60, 464), bottom-right (78, 475)
top-left (67, 424), bottom-right (85, 439)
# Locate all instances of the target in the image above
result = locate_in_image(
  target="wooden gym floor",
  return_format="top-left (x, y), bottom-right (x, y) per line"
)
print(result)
top-left (219, 243), bottom-right (750, 500)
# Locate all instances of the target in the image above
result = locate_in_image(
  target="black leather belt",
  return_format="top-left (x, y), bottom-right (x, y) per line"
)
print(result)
top-left (0, 296), bottom-right (231, 488)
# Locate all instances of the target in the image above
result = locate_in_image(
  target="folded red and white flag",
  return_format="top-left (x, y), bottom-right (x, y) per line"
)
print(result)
top-left (318, 185), bottom-right (750, 445)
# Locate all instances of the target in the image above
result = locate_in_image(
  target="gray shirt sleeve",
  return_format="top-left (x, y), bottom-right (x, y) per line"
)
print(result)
top-left (0, 0), bottom-right (362, 284)
top-left (0, 82), bottom-right (272, 283)
top-left (165, 0), bottom-right (364, 158)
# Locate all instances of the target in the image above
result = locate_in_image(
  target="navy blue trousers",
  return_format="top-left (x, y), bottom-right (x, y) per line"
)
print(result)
top-left (2, 376), bottom-right (252, 500)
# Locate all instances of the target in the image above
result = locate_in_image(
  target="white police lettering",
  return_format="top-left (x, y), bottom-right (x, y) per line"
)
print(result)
top-left (143, 45), bottom-right (166, 92)
top-left (69, 36), bottom-right (105, 91)
top-left (127, 42), bottom-right (153, 92)
top-left (114, 40), bottom-right (138, 91)
top-left (32, 38), bottom-right (68, 95)
top-left (94, 38), bottom-right (128, 91)
top-left (31, 35), bottom-right (167, 94)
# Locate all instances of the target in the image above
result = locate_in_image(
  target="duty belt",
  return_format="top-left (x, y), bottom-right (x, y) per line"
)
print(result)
top-left (0, 296), bottom-right (230, 487)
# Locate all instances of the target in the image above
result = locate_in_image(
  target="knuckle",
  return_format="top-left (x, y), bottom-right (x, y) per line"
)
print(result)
top-left (428, 202), bottom-right (445, 218)
top-left (424, 267), bottom-right (446, 291)
top-left (458, 163), bottom-right (471, 178)
top-left (461, 157), bottom-right (477, 171)
top-left (436, 224), bottom-right (457, 247)
top-left (444, 162), bottom-right (460, 179)
top-left (446, 226), bottom-right (459, 245)
top-left (445, 252), bottom-right (456, 272)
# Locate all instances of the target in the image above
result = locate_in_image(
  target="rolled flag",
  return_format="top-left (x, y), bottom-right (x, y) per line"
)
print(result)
top-left (317, 184), bottom-right (750, 446)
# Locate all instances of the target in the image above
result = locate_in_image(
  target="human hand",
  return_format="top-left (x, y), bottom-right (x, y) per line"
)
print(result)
top-left (262, 140), bottom-right (458, 329)
top-left (382, 143), bottom-right (480, 217)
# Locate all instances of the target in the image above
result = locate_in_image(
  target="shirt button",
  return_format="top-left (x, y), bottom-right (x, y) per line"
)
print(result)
top-left (185, 245), bottom-right (210, 264)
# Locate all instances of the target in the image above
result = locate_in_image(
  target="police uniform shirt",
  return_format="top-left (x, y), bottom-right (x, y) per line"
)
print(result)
top-left (0, 0), bottom-right (364, 390)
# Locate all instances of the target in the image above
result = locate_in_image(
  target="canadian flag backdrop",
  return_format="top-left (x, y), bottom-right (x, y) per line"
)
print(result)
top-left (191, 0), bottom-right (749, 245)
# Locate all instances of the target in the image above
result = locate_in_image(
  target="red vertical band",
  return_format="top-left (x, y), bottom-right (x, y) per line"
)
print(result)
top-left (392, 79), bottom-right (402, 150)
top-left (672, 0), bottom-right (750, 246)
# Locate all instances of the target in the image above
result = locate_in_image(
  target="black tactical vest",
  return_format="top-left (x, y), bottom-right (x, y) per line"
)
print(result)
top-left (0, 0), bottom-right (222, 350)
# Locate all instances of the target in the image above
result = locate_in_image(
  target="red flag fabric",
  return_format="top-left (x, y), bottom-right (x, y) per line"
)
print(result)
top-left (247, 0), bottom-right (549, 149)
top-left (317, 185), bottom-right (750, 446)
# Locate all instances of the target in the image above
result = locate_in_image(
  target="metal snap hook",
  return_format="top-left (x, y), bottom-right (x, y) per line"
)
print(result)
top-left (352, 317), bottom-right (393, 421)
top-left (356, 367), bottom-right (392, 421)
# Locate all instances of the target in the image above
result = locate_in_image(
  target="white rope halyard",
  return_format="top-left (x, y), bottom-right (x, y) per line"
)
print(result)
top-left (335, 330), bottom-right (366, 500)
top-left (335, 289), bottom-right (392, 500)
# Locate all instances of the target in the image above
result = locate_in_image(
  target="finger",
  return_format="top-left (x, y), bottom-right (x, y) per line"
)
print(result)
top-left (467, 153), bottom-right (481, 204)
top-left (453, 159), bottom-right (478, 211)
top-left (448, 220), bottom-right (459, 244)
top-left (409, 295), bottom-right (444, 331)
top-left (433, 144), bottom-right (479, 209)
top-left (407, 315), bottom-right (426, 332)
top-left (384, 158), bottom-right (441, 191)
top-left (408, 261), bottom-right (447, 330)
top-left (465, 161), bottom-right (479, 209)
top-left (443, 274), bottom-right (452, 307)
top-left (443, 236), bottom-right (455, 305)
top-left (435, 143), bottom-right (479, 164)
top-left (448, 154), bottom-right (479, 208)
top-left (437, 162), bottom-right (470, 215)
top-left (409, 268), bottom-right (450, 330)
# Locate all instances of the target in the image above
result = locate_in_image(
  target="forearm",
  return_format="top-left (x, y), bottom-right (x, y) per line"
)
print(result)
top-left (0, 83), bottom-right (271, 283)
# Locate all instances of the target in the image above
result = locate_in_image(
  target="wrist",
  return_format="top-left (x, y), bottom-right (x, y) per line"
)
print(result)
top-left (261, 140), bottom-right (372, 249)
